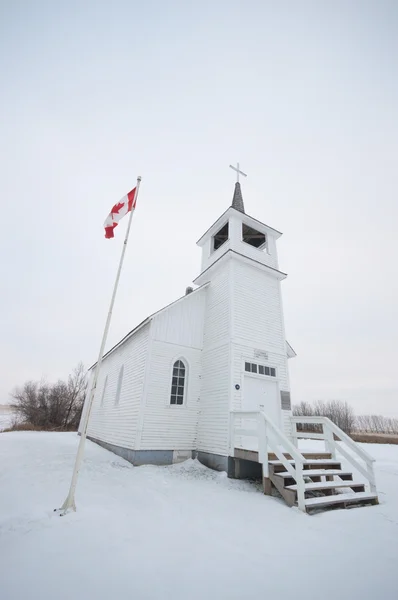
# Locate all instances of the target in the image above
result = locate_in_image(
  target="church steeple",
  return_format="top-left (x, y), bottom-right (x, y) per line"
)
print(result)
top-left (196, 164), bottom-right (284, 282)
top-left (231, 181), bottom-right (245, 213)
top-left (229, 162), bottom-right (247, 214)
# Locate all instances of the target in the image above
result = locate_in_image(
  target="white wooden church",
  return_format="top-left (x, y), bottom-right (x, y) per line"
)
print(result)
top-left (83, 174), bottom-right (378, 513)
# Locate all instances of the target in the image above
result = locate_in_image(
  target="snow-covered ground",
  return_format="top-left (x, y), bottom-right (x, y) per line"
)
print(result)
top-left (0, 433), bottom-right (397, 600)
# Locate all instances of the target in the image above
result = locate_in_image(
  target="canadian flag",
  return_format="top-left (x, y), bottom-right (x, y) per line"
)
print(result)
top-left (104, 187), bottom-right (137, 239)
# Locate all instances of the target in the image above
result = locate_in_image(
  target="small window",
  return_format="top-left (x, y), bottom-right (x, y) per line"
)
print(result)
top-left (115, 365), bottom-right (124, 405)
top-left (170, 360), bottom-right (186, 405)
top-left (101, 375), bottom-right (108, 407)
top-left (242, 224), bottom-right (266, 249)
top-left (245, 362), bottom-right (276, 378)
top-left (213, 222), bottom-right (229, 251)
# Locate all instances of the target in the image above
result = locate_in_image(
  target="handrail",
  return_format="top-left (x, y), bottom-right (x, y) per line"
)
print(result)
top-left (230, 410), bottom-right (306, 511)
top-left (291, 415), bottom-right (377, 494)
top-left (291, 416), bottom-right (375, 462)
top-left (230, 411), bottom-right (378, 509)
top-left (259, 413), bottom-right (304, 465)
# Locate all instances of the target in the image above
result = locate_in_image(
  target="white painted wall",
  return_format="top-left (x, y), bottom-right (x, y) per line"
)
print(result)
top-left (231, 260), bottom-right (292, 436)
top-left (232, 261), bottom-right (286, 354)
top-left (86, 323), bottom-right (149, 449)
top-left (150, 288), bottom-right (206, 349)
top-left (197, 264), bottom-right (231, 455)
top-left (200, 234), bottom-right (231, 274)
top-left (139, 341), bottom-right (202, 450)
top-left (138, 288), bottom-right (206, 451)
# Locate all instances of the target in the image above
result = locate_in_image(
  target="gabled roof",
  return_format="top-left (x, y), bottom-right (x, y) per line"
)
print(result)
top-left (286, 341), bottom-right (297, 359)
top-left (89, 283), bottom-right (209, 369)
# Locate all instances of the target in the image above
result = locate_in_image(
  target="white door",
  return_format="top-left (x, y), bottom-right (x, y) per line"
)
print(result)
top-left (239, 376), bottom-right (280, 450)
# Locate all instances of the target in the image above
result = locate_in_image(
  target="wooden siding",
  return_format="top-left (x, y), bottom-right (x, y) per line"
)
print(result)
top-left (86, 323), bottom-right (149, 449)
top-left (197, 342), bottom-right (230, 455)
top-left (233, 262), bottom-right (286, 354)
top-left (282, 409), bottom-right (293, 437)
top-left (151, 287), bottom-right (206, 349)
top-left (202, 266), bottom-right (230, 347)
top-left (230, 260), bottom-right (292, 438)
top-left (139, 341), bottom-right (201, 450)
top-left (197, 264), bottom-right (231, 456)
top-left (138, 288), bottom-right (206, 450)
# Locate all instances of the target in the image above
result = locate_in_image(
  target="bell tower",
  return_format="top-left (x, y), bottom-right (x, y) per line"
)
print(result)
top-left (194, 165), bottom-right (295, 464)
top-left (195, 165), bottom-right (285, 280)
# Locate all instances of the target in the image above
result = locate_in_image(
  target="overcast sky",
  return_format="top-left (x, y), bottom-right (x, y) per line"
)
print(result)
top-left (1, 1), bottom-right (397, 416)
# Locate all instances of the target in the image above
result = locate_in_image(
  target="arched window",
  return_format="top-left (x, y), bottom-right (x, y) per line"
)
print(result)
top-left (115, 365), bottom-right (124, 406)
top-left (170, 360), bottom-right (186, 405)
top-left (101, 375), bottom-right (108, 407)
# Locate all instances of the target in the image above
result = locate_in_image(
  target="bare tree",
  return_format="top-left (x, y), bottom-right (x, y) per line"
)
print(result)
top-left (10, 363), bottom-right (87, 431)
top-left (64, 362), bottom-right (87, 429)
top-left (355, 414), bottom-right (398, 434)
top-left (293, 399), bottom-right (355, 433)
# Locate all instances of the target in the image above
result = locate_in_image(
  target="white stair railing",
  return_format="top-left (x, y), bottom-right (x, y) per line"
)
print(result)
top-left (291, 416), bottom-right (377, 494)
top-left (230, 411), bottom-right (307, 511)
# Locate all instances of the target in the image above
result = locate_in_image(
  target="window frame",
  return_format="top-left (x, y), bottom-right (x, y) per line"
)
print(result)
top-left (244, 361), bottom-right (277, 379)
top-left (169, 358), bottom-right (188, 407)
top-left (241, 223), bottom-right (268, 252)
top-left (101, 375), bottom-right (108, 407)
top-left (114, 365), bottom-right (124, 406)
top-left (211, 221), bottom-right (229, 253)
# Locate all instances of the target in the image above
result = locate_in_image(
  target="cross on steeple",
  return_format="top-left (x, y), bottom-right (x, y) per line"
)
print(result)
top-left (229, 162), bottom-right (246, 213)
top-left (229, 162), bottom-right (247, 183)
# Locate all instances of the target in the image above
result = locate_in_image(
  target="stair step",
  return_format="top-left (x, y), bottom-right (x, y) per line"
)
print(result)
top-left (286, 480), bottom-right (365, 492)
top-left (269, 459), bottom-right (341, 466)
top-left (274, 469), bottom-right (352, 479)
top-left (304, 492), bottom-right (378, 509)
top-left (268, 452), bottom-right (332, 461)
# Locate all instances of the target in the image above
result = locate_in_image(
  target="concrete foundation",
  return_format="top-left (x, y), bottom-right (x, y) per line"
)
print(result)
top-left (228, 456), bottom-right (263, 480)
top-left (195, 451), bottom-right (229, 472)
top-left (88, 436), bottom-right (195, 466)
top-left (88, 437), bottom-right (261, 484)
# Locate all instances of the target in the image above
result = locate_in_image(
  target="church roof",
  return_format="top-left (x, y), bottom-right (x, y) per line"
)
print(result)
top-left (193, 248), bottom-right (287, 285)
top-left (231, 182), bottom-right (245, 213)
top-left (89, 284), bottom-right (295, 367)
top-left (89, 283), bottom-right (209, 369)
top-left (286, 341), bottom-right (297, 359)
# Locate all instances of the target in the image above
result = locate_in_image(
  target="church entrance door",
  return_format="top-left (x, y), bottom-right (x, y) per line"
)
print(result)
top-left (240, 376), bottom-right (280, 450)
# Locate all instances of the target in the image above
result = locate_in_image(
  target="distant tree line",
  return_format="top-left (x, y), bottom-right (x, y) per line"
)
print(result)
top-left (354, 414), bottom-right (398, 435)
top-left (293, 400), bottom-right (355, 433)
top-left (293, 399), bottom-right (398, 435)
top-left (9, 363), bottom-right (86, 431)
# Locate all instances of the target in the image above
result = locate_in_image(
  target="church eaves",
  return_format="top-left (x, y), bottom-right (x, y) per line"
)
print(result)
top-left (231, 181), bottom-right (245, 213)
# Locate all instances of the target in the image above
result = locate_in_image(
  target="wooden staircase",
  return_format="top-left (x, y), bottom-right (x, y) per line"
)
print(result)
top-left (230, 412), bottom-right (379, 513)
top-left (267, 452), bottom-right (378, 512)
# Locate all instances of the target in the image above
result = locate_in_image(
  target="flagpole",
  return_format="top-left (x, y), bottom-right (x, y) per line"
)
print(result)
top-left (58, 176), bottom-right (142, 515)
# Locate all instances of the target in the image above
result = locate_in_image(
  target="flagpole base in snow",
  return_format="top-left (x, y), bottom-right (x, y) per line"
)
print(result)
top-left (54, 494), bottom-right (76, 516)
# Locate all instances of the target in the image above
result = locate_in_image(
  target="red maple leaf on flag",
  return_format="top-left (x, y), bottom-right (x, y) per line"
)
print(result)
top-left (103, 186), bottom-right (137, 239)
top-left (111, 202), bottom-right (124, 215)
